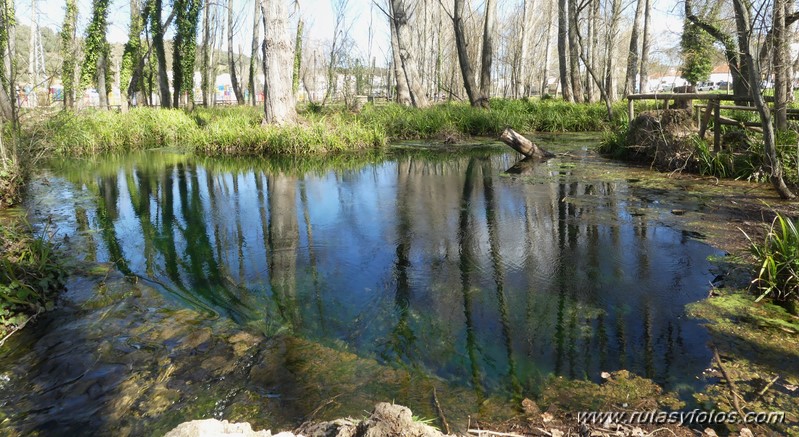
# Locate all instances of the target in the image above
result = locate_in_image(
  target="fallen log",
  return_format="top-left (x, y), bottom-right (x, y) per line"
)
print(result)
top-left (499, 128), bottom-right (554, 159)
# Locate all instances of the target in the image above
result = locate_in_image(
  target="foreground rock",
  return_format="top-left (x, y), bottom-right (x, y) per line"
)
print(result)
top-left (297, 402), bottom-right (446, 437)
top-left (166, 403), bottom-right (447, 437)
top-left (164, 419), bottom-right (274, 437)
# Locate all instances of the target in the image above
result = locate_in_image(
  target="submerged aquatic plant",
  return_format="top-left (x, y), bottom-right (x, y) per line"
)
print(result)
top-left (747, 213), bottom-right (799, 303)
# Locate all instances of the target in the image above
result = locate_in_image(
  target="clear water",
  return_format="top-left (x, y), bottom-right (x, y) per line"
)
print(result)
top-left (3, 139), bottom-right (721, 433)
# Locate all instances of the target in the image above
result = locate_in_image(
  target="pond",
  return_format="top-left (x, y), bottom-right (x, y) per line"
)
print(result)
top-left (0, 136), bottom-right (721, 435)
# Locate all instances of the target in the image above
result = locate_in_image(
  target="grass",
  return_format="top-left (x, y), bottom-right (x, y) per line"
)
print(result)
top-left (0, 216), bottom-right (65, 338)
top-left (746, 213), bottom-right (799, 305)
top-left (33, 98), bottom-right (620, 158)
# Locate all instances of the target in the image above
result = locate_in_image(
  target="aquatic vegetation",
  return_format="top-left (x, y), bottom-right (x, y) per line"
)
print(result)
top-left (747, 213), bottom-right (799, 305)
top-left (0, 217), bottom-right (65, 337)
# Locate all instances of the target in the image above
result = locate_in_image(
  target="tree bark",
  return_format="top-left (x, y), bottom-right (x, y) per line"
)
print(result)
top-left (624, 0), bottom-right (644, 96)
top-left (291, 18), bottom-right (302, 98)
top-left (97, 50), bottom-right (109, 109)
top-left (152, 0), bottom-right (171, 108)
top-left (638, 0), bottom-right (650, 93)
top-left (557, 0), bottom-right (572, 101)
top-left (541, 4), bottom-right (554, 96)
top-left (201, 0), bottom-right (211, 107)
top-left (517, 0), bottom-right (533, 98)
top-left (249, 0), bottom-right (261, 105)
top-left (773, 0), bottom-right (788, 131)
top-left (731, 0), bottom-right (794, 199)
top-left (228, 0), bottom-right (244, 104)
top-left (261, 0), bottom-right (296, 124)
top-left (453, 0), bottom-right (485, 107)
top-left (389, 17), bottom-right (411, 106)
top-left (567, 0), bottom-right (582, 102)
top-left (479, 0), bottom-right (496, 106)
top-left (390, 0), bottom-right (429, 108)
top-left (604, 0), bottom-right (621, 102)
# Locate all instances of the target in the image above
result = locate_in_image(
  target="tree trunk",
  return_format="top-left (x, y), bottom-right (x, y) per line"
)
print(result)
top-left (249, 0), bottom-right (261, 105)
top-left (773, 0), bottom-right (788, 131)
top-left (172, 0), bottom-right (184, 108)
top-left (479, 0), bottom-right (496, 107)
top-left (389, 18), bottom-right (412, 106)
top-left (557, 0), bottom-right (572, 101)
top-left (97, 50), bottom-right (109, 109)
top-left (604, 0), bottom-right (621, 102)
top-left (291, 18), bottom-right (303, 98)
top-left (453, 0), bottom-right (484, 107)
top-left (585, 0), bottom-right (598, 102)
top-left (152, 0), bottom-right (171, 108)
top-left (517, 0), bottom-right (533, 98)
top-left (261, 0), bottom-right (296, 124)
top-left (541, 4), bottom-right (554, 96)
top-left (390, 0), bottom-right (428, 108)
top-left (624, 0), bottom-right (644, 96)
top-left (61, 0), bottom-right (78, 109)
top-left (638, 0), bottom-right (650, 93)
top-left (567, 0), bottom-right (582, 102)
top-left (732, 0), bottom-right (794, 199)
top-left (201, 0), bottom-right (211, 107)
top-left (228, 0), bottom-right (244, 104)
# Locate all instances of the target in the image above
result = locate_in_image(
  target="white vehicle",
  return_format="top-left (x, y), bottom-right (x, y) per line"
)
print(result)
top-left (696, 81), bottom-right (718, 91)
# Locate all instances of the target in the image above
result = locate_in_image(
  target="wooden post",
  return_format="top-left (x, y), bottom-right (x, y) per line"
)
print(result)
top-left (699, 99), bottom-right (715, 138)
top-left (713, 100), bottom-right (721, 153)
top-left (628, 97), bottom-right (634, 122)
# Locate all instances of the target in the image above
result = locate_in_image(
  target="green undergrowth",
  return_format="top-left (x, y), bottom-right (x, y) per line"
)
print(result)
top-left (600, 113), bottom-right (799, 186)
top-left (687, 290), bottom-right (799, 435)
top-left (0, 215), bottom-right (65, 338)
top-left (34, 99), bottom-right (620, 157)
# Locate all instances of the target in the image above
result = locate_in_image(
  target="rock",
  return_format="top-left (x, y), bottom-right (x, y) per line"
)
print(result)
top-left (298, 403), bottom-right (445, 437)
top-left (739, 429), bottom-right (754, 437)
top-left (702, 429), bottom-right (718, 436)
top-left (164, 419), bottom-right (272, 437)
top-left (521, 398), bottom-right (540, 416)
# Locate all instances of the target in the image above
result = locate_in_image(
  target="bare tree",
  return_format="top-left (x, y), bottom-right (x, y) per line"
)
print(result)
top-left (261, 0), bottom-right (296, 124)
top-left (453, 0), bottom-right (485, 107)
top-left (624, 0), bottom-right (644, 96)
top-left (638, 0), bottom-right (650, 93)
top-left (248, 0), bottom-right (261, 106)
top-left (516, 0), bottom-right (534, 98)
top-left (228, 0), bottom-right (244, 104)
top-left (479, 0), bottom-right (496, 105)
top-left (388, 0), bottom-right (428, 107)
top-left (557, 0), bottom-right (572, 101)
top-left (567, 0), bottom-right (582, 101)
top-left (731, 0), bottom-right (794, 199)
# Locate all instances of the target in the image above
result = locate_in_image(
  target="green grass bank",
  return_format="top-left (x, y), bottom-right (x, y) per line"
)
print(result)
top-left (36, 99), bottom-right (624, 157)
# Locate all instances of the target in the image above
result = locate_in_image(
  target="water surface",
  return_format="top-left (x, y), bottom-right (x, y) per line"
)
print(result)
top-left (5, 138), bottom-right (721, 433)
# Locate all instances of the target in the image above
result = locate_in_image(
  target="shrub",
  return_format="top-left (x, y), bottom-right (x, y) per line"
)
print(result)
top-left (747, 213), bottom-right (799, 303)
